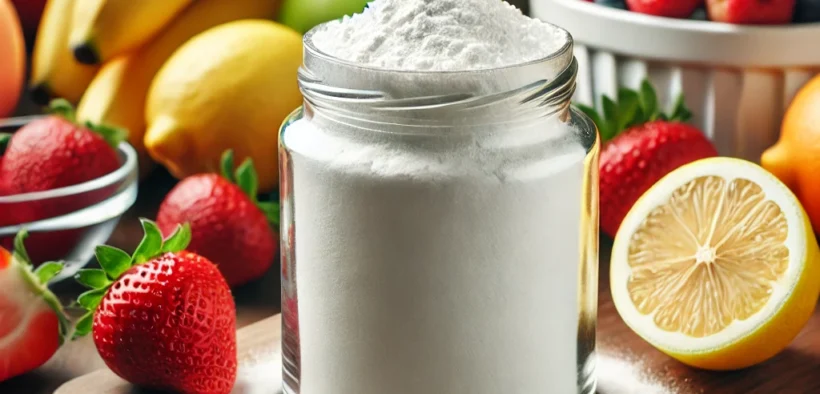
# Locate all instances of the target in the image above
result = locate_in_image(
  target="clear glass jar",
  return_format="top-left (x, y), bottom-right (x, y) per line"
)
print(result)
top-left (280, 26), bottom-right (599, 394)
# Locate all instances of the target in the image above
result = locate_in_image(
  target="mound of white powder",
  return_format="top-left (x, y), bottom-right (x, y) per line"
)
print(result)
top-left (311, 0), bottom-right (568, 71)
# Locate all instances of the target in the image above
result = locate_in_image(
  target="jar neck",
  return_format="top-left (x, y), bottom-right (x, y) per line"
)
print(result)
top-left (298, 28), bottom-right (578, 135)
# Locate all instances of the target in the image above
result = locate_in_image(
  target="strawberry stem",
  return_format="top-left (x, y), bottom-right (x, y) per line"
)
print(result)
top-left (72, 219), bottom-right (192, 339)
top-left (48, 99), bottom-right (128, 149)
top-left (575, 80), bottom-right (692, 142)
top-left (11, 231), bottom-right (72, 345)
top-left (219, 150), bottom-right (280, 228)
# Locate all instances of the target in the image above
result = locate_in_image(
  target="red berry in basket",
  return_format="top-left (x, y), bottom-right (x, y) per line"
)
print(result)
top-left (576, 81), bottom-right (718, 238)
top-left (626, 0), bottom-right (703, 18)
top-left (0, 232), bottom-right (69, 383)
top-left (706, 0), bottom-right (796, 24)
top-left (0, 99), bottom-right (125, 263)
top-left (73, 220), bottom-right (237, 394)
top-left (156, 150), bottom-right (279, 287)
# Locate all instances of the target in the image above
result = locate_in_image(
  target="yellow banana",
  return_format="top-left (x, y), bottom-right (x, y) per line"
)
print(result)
top-left (70, 0), bottom-right (193, 64)
top-left (30, 0), bottom-right (99, 105)
top-left (77, 0), bottom-right (278, 156)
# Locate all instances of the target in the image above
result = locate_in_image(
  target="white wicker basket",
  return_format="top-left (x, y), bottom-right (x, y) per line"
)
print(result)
top-left (531, 0), bottom-right (820, 161)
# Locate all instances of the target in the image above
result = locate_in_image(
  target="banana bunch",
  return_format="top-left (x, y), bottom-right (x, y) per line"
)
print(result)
top-left (29, 0), bottom-right (279, 174)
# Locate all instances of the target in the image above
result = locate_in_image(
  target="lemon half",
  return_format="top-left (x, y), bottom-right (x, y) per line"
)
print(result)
top-left (611, 157), bottom-right (820, 370)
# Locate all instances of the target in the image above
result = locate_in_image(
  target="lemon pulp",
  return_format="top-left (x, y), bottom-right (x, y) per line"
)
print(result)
top-left (627, 176), bottom-right (790, 337)
top-left (611, 158), bottom-right (820, 370)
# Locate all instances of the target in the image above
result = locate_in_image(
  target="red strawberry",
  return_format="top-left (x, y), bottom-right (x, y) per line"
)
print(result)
top-left (577, 81), bottom-right (718, 238)
top-left (0, 132), bottom-right (9, 195)
top-left (0, 231), bottom-right (69, 382)
top-left (706, 0), bottom-right (796, 24)
top-left (0, 99), bottom-right (125, 263)
top-left (626, 0), bottom-right (703, 17)
top-left (73, 220), bottom-right (237, 394)
top-left (156, 150), bottom-right (278, 287)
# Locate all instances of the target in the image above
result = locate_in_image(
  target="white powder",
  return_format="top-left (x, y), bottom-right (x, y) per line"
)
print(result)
top-left (597, 354), bottom-right (675, 394)
top-left (284, 116), bottom-right (592, 394)
top-left (311, 0), bottom-right (567, 71)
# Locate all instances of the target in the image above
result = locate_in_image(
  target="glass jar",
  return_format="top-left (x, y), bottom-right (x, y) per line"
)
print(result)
top-left (280, 26), bottom-right (599, 394)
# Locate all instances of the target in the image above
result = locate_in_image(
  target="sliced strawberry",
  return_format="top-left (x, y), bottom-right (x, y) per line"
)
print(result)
top-left (0, 232), bottom-right (69, 383)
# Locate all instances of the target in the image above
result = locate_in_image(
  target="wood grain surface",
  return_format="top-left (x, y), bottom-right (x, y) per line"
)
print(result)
top-left (2, 172), bottom-right (820, 394)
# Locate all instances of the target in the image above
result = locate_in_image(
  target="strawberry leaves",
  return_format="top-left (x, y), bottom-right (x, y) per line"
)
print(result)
top-left (131, 219), bottom-right (164, 264)
top-left (10, 231), bottom-right (71, 345)
top-left (73, 219), bottom-right (192, 339)
top-left (576, 80), bottom-right (693, 142)
top-left (258, 202), bottom-right (280, 227)
top-left (49, 98), bottom-right (77, 122)
top-left (48, 98), bottom-right (128, 149)
top-left (162, 223), bottom-right (192, 253)
top-left (75, 269), bottom-right (111, 289)
top-left (0, 132), bottom-right (11, 155)
top-left (34, 262), bottom-right (64, 284)
top-left (236, 160), bottom-right (259, 200)
top-left (219, 150), bottom-right (280, 228)
top-left (95, 246), bottom-right (131, 279)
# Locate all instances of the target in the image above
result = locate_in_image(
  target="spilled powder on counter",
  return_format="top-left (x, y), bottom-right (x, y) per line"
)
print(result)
top-left (597, 353), bottom-right (675, 394)
top-left (311, 0), bottom-right (567, 71)
top-left (232, 349), bottom-right (283, 394)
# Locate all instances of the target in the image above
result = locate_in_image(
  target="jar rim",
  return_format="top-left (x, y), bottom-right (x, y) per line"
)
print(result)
top-left (300, 22), bottom-right (575, 100)
top-left (302, 24), bottom-right (574, 77)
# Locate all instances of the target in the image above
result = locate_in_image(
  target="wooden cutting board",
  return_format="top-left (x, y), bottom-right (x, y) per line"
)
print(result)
top-left (55, 312), bottom-right (675, 394)
top-left (54, 314), bottom-right (283, 394)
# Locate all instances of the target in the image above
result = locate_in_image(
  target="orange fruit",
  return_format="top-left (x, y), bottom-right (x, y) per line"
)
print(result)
top-left (762, 75), bottom-right (820, 231)
top-left (0, 0), bottom-right (24, 117)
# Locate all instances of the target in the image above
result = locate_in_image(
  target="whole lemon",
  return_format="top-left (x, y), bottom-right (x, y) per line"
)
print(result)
top-left (145, 20), bottom-right (303, 192)
top-left (762, 75), bottom-right (820, 230)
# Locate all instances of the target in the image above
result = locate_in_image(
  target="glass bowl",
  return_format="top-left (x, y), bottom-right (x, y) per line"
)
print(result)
top-left (0, 116), bottom-right (139, 281)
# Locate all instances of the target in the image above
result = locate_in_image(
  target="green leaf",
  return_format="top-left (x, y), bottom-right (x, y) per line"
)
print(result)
top-left (670, 94), bottom-right (693, 122)
top-left (73, 312), bottom-right (94, 339)
top-left (220, 150), bottom-right (235, 183)
top-left (75, 269), bottom-right (111, 289)
top-left (132, 219), bottom-right (164, 264)
top-left (162, 223), bottom-right (192, 253)
top-left (258, 202), bottom-right (280, 227)
top-left (616, 88), bottom-right (640, 132)
top-left (601, 96), bottom-right (620, 141)
top-left (639, 80), bottom-right (658, 120)
top-left (235, 158), bottom-right (259, 201)
top-left (85, 121), bottom-right (128, 149)
top-left (95, 245), bottom-right (131, 279)
top-left (0, 132), bottom-right (11, 154)
top-left (34, 262), bottom-right (63, 284)
top-left (12, 230), bottom-right (32, 267)
top-left (78, 288), bottom-right (106, 311)
top-left (573, 80), bottom-right (690, 143)
top-left (49, 99), bottom-right (76, 121)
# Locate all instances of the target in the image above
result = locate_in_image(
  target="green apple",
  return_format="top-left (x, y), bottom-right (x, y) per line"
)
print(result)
top-left (278, 0), bottom-right (371, 34)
